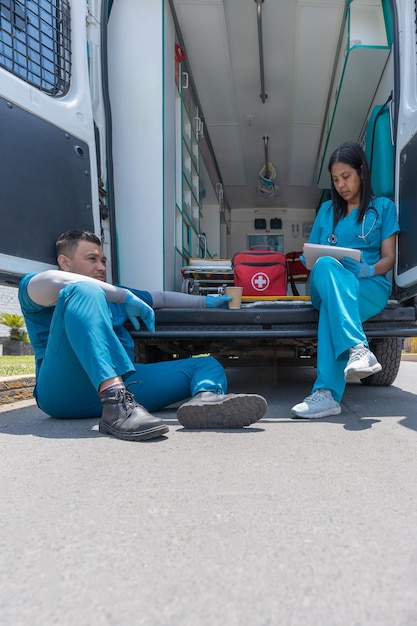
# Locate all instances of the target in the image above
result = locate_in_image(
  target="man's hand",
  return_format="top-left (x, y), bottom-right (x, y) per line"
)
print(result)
top-left (341, 257), bottom-right (375, 279)
top-left (206, 294), bottom-right (232, 308)
top-left (124, 291), bottom-right (155, 332)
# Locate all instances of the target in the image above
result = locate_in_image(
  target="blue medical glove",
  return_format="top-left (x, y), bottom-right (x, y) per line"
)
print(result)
top-left (340, 257), bottom-right (375, 279)
top-left (124, 291), bottom-right (155, 332)
top-left (299, 253), bottom-right (306, 267)
top-left (206, 294), bottom-right (232, 308)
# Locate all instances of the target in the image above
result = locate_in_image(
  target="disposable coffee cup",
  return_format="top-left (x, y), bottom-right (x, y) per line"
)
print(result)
top-left (226, 286), bottom-right (243, 309)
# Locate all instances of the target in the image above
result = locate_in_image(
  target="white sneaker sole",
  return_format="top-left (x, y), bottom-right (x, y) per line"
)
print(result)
top-left (291, 405), bottom-right (341, 419)
top-left (344, 361), bottom-right (382, 383)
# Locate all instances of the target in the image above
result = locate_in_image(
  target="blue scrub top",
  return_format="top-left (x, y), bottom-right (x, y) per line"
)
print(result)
top-left (309, 196), bottom-right (399, 288)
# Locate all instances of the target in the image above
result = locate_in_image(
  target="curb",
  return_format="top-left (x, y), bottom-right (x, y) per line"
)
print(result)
top-left (0, 375), bottom-right (35, 404)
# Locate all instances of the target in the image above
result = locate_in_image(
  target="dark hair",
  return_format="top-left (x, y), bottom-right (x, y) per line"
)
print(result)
top-left (328, 141), bottom-right (373, 224)
top-left (56, 230), bottom-right (101, 258)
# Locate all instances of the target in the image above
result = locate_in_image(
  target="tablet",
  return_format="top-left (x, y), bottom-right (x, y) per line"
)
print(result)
top-left (303, 243), bottom-right (361, 270)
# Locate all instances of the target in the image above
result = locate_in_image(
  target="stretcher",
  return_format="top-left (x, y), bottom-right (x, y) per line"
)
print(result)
top-left (181, 258), bottom-right (234, 295)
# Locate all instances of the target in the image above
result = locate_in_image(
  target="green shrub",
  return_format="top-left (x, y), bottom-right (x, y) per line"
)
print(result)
top-left (0, 313), bottom-right (29, 342)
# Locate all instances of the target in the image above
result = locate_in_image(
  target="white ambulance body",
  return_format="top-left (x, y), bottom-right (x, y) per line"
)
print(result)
top-left (0, 0), bottom-right (416, 380)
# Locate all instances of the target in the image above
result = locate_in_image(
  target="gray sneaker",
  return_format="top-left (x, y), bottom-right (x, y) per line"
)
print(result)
top-left (291, 389), bottom-right (341, 419)
top-left (344, 343), bottom-right (382, 382)
top-left (176, 391), bottom-right (267, 429)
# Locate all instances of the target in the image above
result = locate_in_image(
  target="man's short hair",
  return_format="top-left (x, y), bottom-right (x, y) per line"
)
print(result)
top-left (56, 230), bottom-right (101, 258)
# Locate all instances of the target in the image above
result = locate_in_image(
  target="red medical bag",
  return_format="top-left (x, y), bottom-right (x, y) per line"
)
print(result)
top-left (232, 247), bottom-right (288, 296)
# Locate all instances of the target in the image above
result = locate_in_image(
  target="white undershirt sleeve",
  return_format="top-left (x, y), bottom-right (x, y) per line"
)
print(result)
top-left (27, 270), bottom-right (128, 306)
top-left (150, 291), bottom-right (206, 309)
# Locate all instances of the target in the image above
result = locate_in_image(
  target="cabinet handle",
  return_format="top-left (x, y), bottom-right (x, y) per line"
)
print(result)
top-left (193, 117), bottom-right (204, 137)
top-left (182, 72), bottom-right (189, 89)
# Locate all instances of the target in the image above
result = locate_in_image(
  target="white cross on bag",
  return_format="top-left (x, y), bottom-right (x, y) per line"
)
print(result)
top-left (251, 272), bottom-right (270, 291)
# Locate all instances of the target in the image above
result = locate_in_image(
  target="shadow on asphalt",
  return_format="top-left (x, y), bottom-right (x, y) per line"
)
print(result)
top-left (0, 402), bottom-right (267, 439)
top-left (0, 365), bottom-right (416, 438)
top-left (224, 365), bottom-right (417, 434)
top-left (0, 408), bottom-right (172, 441)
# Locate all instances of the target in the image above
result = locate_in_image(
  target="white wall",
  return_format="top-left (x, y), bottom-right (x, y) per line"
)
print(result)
top-left (230, 207), bottom-right (317, 257)
top-left (163, 4), bottom-right (177, 289)
top-left (200, 203), bottom-right (221, 259)
top-left (108, 0), bottom-right (164, 290)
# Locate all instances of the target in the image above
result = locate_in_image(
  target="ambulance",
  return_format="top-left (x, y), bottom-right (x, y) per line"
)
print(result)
top-left (0, 0), bottom-right (416, 384)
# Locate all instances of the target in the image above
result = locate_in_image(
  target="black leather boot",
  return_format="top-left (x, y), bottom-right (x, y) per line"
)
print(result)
top-left (176, 391), bottom-right (267, 429)
top-left (98, 386), bottom-right (168, 441)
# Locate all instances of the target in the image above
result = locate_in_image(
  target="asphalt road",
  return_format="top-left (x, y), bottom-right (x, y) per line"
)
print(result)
top-left (1, 361), bottom-right (417, 626)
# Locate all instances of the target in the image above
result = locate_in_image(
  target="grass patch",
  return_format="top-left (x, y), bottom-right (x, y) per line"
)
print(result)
top-left (0, 355), bottom-right (35, 377)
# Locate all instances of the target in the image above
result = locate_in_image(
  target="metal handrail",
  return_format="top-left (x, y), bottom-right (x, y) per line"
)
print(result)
top-left (255, 0), bottom-right (267, 103)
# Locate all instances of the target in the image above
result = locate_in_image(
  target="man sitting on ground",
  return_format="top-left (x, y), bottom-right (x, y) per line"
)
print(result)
top-left (18, 230), bottom-right (267, 441)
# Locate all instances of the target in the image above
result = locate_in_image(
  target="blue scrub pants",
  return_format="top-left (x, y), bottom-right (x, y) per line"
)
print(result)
top-left (309, 257), bottom-right (390, 402)
top-left (35, 282), bottom-right (228, 418)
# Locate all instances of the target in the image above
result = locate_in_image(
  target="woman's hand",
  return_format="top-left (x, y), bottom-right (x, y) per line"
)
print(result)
top-left (341, 257), bottom-right (375, 278)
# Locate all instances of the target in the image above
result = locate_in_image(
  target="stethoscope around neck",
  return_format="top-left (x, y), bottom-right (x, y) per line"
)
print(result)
top-left (327, 200), bottom-right (378, 245)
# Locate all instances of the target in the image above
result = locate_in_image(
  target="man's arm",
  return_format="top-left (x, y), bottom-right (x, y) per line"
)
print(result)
top-left (150, 291), bottom-right (206, 309)
top-left (27, 270), bottom-right (128, 306)
top-left (150, 291), bottom-right (231, 309)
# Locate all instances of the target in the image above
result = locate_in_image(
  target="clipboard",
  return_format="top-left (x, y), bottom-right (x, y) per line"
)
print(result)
top-left (303, 243), bottom-right (361, 270)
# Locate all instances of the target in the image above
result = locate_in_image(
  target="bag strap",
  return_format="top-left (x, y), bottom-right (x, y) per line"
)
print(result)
top-left (288, 252), bottom-right (299, 296)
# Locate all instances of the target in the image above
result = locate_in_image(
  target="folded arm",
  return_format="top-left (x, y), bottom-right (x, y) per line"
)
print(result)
top-left (374, 234), bottom-right (396, 275)
top-left (27, 270), bottom-right (128, 306)
top-left (341, 234), bottom-right (397, 278)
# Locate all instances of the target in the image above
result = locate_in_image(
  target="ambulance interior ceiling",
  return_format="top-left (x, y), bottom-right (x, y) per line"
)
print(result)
top-left (173, 0), bottom-right (348, 211)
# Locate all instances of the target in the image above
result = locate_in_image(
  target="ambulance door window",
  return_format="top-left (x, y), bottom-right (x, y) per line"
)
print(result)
top-left (0, 0), bottom-right (71, 95)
